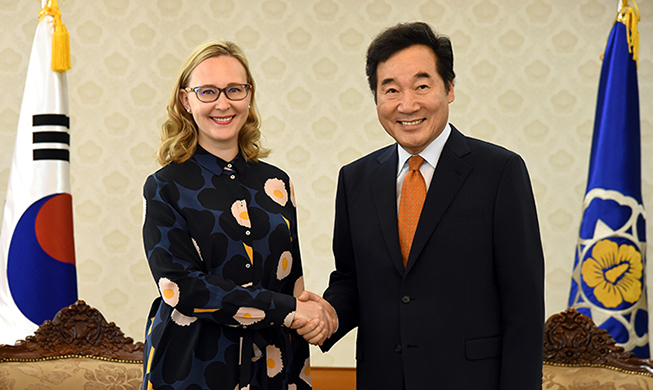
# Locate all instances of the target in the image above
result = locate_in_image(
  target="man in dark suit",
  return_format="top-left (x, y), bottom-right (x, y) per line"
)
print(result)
top-left (294, 22), bottom-right (545, 389)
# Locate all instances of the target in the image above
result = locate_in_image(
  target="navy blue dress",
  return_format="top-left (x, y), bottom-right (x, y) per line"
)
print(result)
top-left (142, 146), bottom-right (312, 390)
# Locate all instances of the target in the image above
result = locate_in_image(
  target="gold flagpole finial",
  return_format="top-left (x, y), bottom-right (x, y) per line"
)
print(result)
top-left (616, 0), bottom-right (640, 67)
top-left (39, 0), bottom-right (71, 73)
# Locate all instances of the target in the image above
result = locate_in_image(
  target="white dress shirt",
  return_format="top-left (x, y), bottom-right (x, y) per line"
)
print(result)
top-left (396, 123), bottom-right (452, 211)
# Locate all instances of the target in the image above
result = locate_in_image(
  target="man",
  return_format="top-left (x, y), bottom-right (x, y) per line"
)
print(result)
top-left (296, 22), bottom-right (545, 389)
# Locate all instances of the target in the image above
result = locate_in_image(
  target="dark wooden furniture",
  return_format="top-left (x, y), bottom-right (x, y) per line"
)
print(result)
top-left (543, 307), bottom-right (653, 376)
top-left (0, 300), bottom-right (143, 363)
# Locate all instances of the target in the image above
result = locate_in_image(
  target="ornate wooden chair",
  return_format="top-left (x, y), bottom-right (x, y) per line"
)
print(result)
top-left (0, 300), bottom-right (143, 390)
top-left (542, 308), bottom-right (653, 388)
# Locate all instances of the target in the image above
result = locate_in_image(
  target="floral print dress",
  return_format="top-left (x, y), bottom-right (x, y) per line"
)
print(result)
top-left (141, 146), bottom-right (312, 390)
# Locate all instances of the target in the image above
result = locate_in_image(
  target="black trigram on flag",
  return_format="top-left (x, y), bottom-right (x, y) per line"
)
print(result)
top-left (32, 114), bottom-right (70, 162)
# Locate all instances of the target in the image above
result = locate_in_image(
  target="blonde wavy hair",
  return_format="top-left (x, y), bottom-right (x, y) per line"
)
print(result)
top-left (157, 40), bottom-right (269, 165)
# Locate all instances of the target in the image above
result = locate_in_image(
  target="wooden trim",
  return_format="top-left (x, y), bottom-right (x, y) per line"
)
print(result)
top-left (0, 300), bottom-right (143, 362)
top-left (544, 308), bottom-right (653, 377)
top-left (311, 366), bottom-right (356, 390)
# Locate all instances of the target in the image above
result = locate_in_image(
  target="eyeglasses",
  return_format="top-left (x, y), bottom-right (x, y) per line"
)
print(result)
top-left (184, 84), bottom-right (251, 103)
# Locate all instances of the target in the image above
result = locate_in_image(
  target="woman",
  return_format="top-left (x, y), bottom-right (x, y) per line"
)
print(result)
top-left (142, 41), bottom-right (324, 390)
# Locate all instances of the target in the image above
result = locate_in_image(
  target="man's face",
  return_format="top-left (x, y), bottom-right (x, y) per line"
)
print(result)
top-left (375, 44), bottom-right (455, 155)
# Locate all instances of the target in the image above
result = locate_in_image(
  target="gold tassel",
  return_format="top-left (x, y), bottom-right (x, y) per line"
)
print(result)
top-left (51, 17), bottom-right (71, 72)
top-left (617, 0), bottom-right (640, 67)
top-left (39, 0), bottom-right (71, 73)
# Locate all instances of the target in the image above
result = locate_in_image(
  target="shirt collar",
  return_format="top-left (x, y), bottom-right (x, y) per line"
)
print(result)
top-left (191, 145), bottom-right (248, 176)
top-left (397, 123), bottom-right (451, 175)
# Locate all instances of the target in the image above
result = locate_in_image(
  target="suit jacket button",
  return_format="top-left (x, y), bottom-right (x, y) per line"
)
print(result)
top-left (395, 344), bottom-right (402, 353)
top-left (401, 295), bottom-right (411, 304)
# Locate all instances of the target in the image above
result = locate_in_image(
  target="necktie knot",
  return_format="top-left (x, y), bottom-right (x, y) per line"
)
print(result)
top-left (408, 155), bottom-right (424, 172)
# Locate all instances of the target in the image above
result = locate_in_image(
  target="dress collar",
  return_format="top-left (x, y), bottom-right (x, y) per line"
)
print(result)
top-left (396, 122), bottom-right (451, 175)
top-left (191, 145), bottom-right (248, 176)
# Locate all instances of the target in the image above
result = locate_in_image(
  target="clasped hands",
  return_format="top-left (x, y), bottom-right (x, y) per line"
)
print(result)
top-left (291, 291), bottom-right (337, 346)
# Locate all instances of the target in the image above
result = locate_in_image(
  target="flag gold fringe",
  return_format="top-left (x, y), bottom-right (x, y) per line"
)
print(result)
top-left (39, 0), bottom-right (70, 73)
top-left (617, 0), bottom-right (640, 67)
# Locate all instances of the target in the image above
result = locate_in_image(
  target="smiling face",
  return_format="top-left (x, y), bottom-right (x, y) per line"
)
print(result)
top-left (179, 55), bottom-right (251, 161)
top-left (375, 44), bottom-right (455, 155)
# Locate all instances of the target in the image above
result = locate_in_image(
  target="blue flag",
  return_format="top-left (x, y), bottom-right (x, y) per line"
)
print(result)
top-left (568, 3), bottom-right (648, 357)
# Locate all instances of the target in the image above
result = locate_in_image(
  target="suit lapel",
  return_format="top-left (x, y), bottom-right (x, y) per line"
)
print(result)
top-left (404, 127), bottom-right (472, 275)
top-left (369, 145), bottom-right (405, 276)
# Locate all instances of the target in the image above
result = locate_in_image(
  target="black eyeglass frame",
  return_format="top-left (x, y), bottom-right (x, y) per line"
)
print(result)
top-left (184, 84), bottom-right (252, 103)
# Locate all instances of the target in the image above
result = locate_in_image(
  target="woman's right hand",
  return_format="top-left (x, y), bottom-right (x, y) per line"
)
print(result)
top-left (291, 293), bottom-right (336, 345)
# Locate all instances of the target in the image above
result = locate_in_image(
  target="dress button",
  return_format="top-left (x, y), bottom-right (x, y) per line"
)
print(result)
top-left (401, 295), bottom-right (411, 304)
top-left (227, 163), bottom-right (233, 168)
top-left (245, 263), bottom-right (251, 269)
top-left (245, 230), bottom-right (251, 236)
top-left (395, 344), bottom-right (402, 353)
top-left (230, 174), bottom-right (235, 180)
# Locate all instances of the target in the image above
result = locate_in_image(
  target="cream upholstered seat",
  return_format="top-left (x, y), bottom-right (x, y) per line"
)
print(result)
top-left (543, 308), bottom-right (653, 388)
top-left (0, 300), bottom-right (143, 390)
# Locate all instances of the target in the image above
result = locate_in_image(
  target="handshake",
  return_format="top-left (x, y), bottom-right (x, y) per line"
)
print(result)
top-left (291, 291), bottom-right (338, 346)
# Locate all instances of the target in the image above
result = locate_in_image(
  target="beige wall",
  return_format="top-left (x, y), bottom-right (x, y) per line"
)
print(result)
top-left (1, 0), bottom-right (652, 367)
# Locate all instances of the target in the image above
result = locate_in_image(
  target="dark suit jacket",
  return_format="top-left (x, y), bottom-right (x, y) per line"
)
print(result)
top-left (322, 125), bottom-right (545, 389)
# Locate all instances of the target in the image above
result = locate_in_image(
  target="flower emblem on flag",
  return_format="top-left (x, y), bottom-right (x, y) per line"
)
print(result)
top-left (570, 188), bottom-right (648, 356)
top-left (581, 239), bottom-right (642, 309)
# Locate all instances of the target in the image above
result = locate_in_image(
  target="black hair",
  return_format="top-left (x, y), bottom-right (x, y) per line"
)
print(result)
top-left (366, 22), bottom-right (455, 102)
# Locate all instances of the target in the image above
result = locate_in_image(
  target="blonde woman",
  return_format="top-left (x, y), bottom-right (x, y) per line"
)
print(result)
top-left (142, 41), bottom-right (328, 390)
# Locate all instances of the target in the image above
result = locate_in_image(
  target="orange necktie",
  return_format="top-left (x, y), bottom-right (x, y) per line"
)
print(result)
top-left (398, 155), bottom-right (426, 267)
